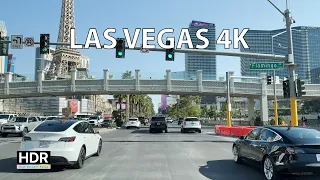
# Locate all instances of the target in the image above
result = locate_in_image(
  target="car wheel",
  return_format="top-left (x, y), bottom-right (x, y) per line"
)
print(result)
top-left (94, 139), bottom-right (102, 156)
top-left (232, 145), bottom-right (242, 164)
top-left (21, 128), bottom-right (28, 137)
top-left (165, 129), bottom-right (168, 133)
top-left (149, 129), bottom-right (153, 133)
top-left (73, 146), bottom-right (86, 169)
top-left (1, 133), bottom-right (8, 137)
top-left (263, 156), bottom-right (279, 180)
top-left (198, 129), bottom-right (201, 133)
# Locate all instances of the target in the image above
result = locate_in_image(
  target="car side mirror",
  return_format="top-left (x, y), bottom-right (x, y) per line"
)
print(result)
top-left (94, 130), bottom-right (99, 134)
top-left (239, 136), bottom-right (244, 140)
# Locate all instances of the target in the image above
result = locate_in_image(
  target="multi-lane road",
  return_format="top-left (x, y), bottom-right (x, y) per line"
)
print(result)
top-left (0, 124), bottom-right (317, 180)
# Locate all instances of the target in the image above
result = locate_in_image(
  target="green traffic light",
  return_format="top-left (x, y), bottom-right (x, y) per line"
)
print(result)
top-left (42, 47), bottom-right (47, 52)
top-left (118, 51), bottom-right (123, 56)
top-left (167, 54), bottom-right (172, 58)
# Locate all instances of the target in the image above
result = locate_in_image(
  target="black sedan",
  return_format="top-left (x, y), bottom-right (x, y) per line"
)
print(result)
top-left (232, 126), bottom-right (320, 180)
top-left (101, 119), bottom-right (112, 127)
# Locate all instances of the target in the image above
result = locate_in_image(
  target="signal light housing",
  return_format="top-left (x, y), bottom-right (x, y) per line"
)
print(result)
top-left (40, 34), bottom-right (50, 54)
top-left (267, 75), bottom-right (272, 85)
top-left (116, 38), bottom-right (125, 58)
top-left (282, 79), bottom-right (290, 99)
top-left (165, 40), bottom-right (174, 61)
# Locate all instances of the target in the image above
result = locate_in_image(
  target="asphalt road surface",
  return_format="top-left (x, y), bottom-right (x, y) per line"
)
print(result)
top-left (0, 124), bottom-right (317, 180)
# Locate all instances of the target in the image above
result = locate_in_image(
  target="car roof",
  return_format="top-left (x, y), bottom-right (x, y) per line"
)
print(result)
top-left (185, 117), bottom-right (198, 119)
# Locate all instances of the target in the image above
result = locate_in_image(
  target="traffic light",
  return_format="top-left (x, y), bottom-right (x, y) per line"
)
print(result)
top-left (40, 34), bottom-right (50, 54)
top-left (115, 38), bottom-right (125, 58)
top-left (165, 40), bottom-right (174, 61)
top-left (267, 75), bottom-right (272, 85)
top-left (296, 79), bottom-right (306, 97)
top-left (282, 79), bottom-right (290, 98)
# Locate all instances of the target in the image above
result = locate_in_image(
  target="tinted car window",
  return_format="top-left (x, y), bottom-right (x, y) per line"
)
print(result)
top-left (129, 119), bottom-right (138, 121)
top-left (246, 128), bottom-right (262, 140)
top-left (260, 129), bottom-right (278, 141)
top-left (282, 128), bottom-right (320, 141)
top-left (46, 117), bottom-right (56, 120)
top-left (185, 118), bottom-right (199, 121)
top-left (34, 120), bottom-right (77, 132)
top-left (151, 117), bottom-right (165, 121)
top-left (15, 117), bottom-right (27, 122)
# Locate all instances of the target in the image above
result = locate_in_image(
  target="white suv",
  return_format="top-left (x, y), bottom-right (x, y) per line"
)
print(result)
top-left (181, 117), bottom-right (201, 133)
top-left (126, 118), bottom-right (141, 129)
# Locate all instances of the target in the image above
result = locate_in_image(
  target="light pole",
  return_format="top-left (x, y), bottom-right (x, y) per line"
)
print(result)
top-left (267, 0), bottom-right (299, 126)
top-left (271, 29), bottom-right (301, 126)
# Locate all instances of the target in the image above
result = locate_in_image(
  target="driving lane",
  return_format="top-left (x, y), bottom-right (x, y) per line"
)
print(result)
top-left (0, 126), bottom-right (316, 180)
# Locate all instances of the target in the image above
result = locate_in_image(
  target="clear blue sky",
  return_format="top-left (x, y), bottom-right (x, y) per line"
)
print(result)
top-left (1, 0), bottom-right (319, 111)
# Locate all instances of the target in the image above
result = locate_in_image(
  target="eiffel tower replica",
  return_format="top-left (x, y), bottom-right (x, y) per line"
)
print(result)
top-left (46, 0), bottom-right (89, 80)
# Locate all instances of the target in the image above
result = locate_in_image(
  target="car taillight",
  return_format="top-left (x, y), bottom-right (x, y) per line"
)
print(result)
top-left (22, 136), bottom-right (31, 141)
top-left (59, 137), bottom-right (76, 142)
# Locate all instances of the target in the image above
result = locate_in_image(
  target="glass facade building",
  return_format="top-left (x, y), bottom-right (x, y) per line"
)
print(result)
top-left (185, 20), bottom-right (216, 80)
top-left (171, 71), bottom-right (186, 79)
top-left (240, 26), bottom-right (320, 83)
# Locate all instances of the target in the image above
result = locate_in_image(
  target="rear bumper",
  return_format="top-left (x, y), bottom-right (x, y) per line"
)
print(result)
top-left (50, 156), bottom-right (76, 166)
top-left (150, 125), bottom-right (167, 130)
top-left (19, 148), bottom-right (80, 162)
top-left (277, 162), bottom-right (320, 175)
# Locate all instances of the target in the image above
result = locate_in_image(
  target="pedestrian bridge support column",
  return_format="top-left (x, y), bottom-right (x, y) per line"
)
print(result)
top-left (260, 73), bottom-right (269, 123)
top-left (166, 69), bottom-right (171, 92)
top-left (4, 72), bottom-right (12, 95)
top-left (103, 69), bottom-right (109, 91)
top-left (197, 70), bottom-right (203, 92)
top-left (135, 69), bottom-right (140, 91)
top-left (37, 70), bottom-right (44, 93)
top-left (247, 97), bottom-right (255, 124)
top-left (70, 68), bottom-right (77, 92)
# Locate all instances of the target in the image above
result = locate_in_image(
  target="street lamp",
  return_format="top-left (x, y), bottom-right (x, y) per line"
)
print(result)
top-left (267, 0), bottom-right (299, 126)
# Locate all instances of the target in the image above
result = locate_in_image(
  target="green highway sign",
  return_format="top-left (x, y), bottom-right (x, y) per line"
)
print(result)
top-left (249, 62), bottom-right (284, 70)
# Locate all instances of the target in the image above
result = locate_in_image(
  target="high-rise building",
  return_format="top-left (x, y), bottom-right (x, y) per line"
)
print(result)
top-left (185, 20), bottom-right (216, 80)
top-left (35, 47), bottom-right (55, 80)
top-left (186, 20), bottom-right (217, 105)
top-left (0, 21), bottom-right (7, 73)
top-left (241, 26), bottom-right (320, 83)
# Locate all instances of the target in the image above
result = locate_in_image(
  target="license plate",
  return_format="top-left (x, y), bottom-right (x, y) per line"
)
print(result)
top-left (316, 154), bottom-right (320, 162)
top-left (39, 141), bottom-right (50, 148)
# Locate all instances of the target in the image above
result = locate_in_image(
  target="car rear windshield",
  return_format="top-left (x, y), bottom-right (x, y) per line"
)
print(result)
top-left (46, 117), bottom-right (56, 120)
top-left (185, 118), bottom-right (199, 121)
top-left (103, 119), bottom-right (111, 122)
top-left (152, 117), bottom-right (165, 121)
top-left (129, 119), bottom-right (138, 121)
top-left (34, 120), bottom-right (77, 132)
top-left (138, 117), bottom-right (144, 120)
top-left (282, 128), bottom-right (320, 143)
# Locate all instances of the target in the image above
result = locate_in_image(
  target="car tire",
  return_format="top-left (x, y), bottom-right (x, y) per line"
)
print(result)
top-left (165, 129), bottom-right (168, 133)
top-left (21, 128), bottom-right (28, 137)
top-left (232, 145), bottom-right (242, 164)
top-left (198, 129), bottom-right (201, 133)
top-left (73, 146), bottom-right (86, 169)
top-left (94, 139), bottom-right (102, 156)
top-left (263, 156), bottom-right (280, 180)
top-left (149, 129), bottom-right (153, 133)
top-left (1, 133), bottom-right (8, 137)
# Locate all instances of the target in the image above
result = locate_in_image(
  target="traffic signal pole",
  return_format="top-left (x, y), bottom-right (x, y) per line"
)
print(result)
top-left (284, 10), bottom-right (298, 127)
top-left (267, 0), bottom-right (298, 126)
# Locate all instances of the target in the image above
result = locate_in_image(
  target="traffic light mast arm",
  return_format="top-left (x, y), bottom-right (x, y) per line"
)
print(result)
top-left (0, 40), bottom-right (287, 61)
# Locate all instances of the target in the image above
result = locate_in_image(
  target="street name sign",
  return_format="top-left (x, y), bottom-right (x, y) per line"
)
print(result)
top-left (11, 35), bottom-right (23, 49)
top-left (249, 62), bottom-right (284, 70)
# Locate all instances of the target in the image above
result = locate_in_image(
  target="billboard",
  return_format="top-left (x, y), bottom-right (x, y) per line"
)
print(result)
top-left (4, 54), bottom-right (15, 73)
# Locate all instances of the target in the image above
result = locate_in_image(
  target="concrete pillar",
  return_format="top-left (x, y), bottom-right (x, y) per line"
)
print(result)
top-left (37, 70), bottom-right (44, 93)
top-left (103, 69), bottom-right (109, 91)
top-left (260, 73), bottom-right (269, 123)
top-left (166, 69), bottom-right (171, 92)
top-left (197, 70), bottom-right (203, 92)
top-left (70, 68), bottom-right (77, 92)
top-left (4, 72), bottom-right (12, 95)
top-left (229, 71), bottom-right (235, 93)
top-left (247, 97), bottom-right (255, 123)
top-left (135, 69), bottom-right (140, 91)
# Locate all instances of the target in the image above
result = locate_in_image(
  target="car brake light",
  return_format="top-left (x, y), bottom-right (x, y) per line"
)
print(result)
top-left (59, 137), bottom-right (76, 142)
top-left (22, 136), bottom-right (31, 141)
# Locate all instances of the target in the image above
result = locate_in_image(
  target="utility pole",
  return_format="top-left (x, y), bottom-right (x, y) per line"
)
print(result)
top-left (267, 0), bottom-right (298, 126)
top-left (273, 70), bottom-right (278, 125)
